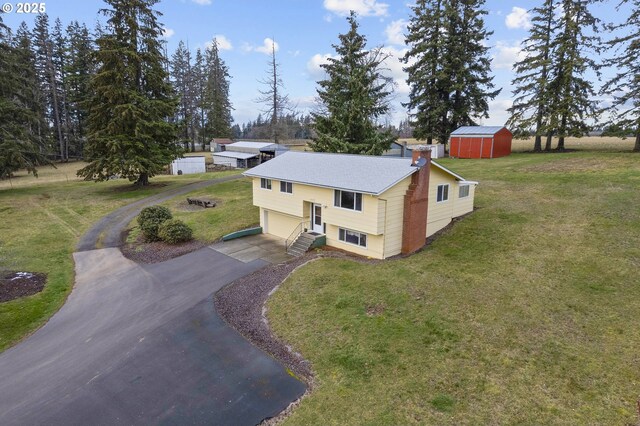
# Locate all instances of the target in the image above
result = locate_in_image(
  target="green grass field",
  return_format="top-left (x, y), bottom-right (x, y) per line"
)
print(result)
top-left (267, 151), bottom-right (640, 424)
top-left (0, 168), bottom-right (243, 351)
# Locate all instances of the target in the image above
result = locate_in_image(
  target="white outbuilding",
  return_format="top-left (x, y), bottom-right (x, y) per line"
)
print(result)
top-left (212, 151), bottom-right (260, 169)
top-left (170, 156), bottom-right (206, 175)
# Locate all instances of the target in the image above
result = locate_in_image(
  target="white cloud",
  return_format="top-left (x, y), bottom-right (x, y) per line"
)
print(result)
top-left (210, 35), bottom-right (232, 50)
top-left (307, 53), bottom-right (334, 80)
top-left (243, 38), bottom-right (279, 55)
top-left (162, 27), bottom-right (174, 38)
top-left (492, 40), bottom-right (525, 70)
top-left (505, 7), bottom-right (531, 30)
top-left (379, 46), bottom-right (410, 95)
top-left (487, 99), bottom-right (513, 125)
top-left (385, 19), bottom-right (407, 46)
top-left (323, 0), bottom-right (389, 17)
top-left (192, 0), bottom-right (212, 5)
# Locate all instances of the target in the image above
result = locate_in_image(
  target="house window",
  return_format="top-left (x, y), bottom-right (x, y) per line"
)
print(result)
top-left (338, 228), bottom-right (367, 248)
top-left (437, 184), bottom-right (449, 202)
top-left (280, 181), bottom-right (293, 194)
top-left (334, 190), bottom-right (362, 211)
top-left (260, 178), bottom-right (271, 190)
top-left (459, 184), bottom-right (470, 198)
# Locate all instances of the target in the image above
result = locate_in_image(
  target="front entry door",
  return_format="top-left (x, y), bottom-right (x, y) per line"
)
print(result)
top-left (311, 203), bottom-right (323, 234)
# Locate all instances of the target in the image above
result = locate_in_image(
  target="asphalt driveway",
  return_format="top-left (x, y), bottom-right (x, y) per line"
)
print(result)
top-left (0, 177), bottom-right (306, 425)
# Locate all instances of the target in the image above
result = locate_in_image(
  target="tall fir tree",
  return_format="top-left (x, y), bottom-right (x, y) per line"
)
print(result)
top-left (403, 0), bottom-right (500, 145)
top-left (0, 17), bottom-right (47, 179)
top-left (402, 0), bottom-right (446, 144)
top-left (256, 40), bottom-right (291, 143)
top-left (204, 39), bottom-right (233, 140)
top-left (193, 48), bottom-right (207, 149)
top-left (601, 0), bottom-right (640, 152)
top-left (33, 14), bottom-right (66, 159)
top-left (65, 21), bottom-right (94, 157)
top-left (507, 0), bottom-right (555, 152)
top-left (78, 0), bottom-right (179, 186)
top-left (547, 0), bottom-right (599, 151)
top-left (310, 11), bottom-right (395, 155)
top-left (171, 40), bottom-right (196, 151)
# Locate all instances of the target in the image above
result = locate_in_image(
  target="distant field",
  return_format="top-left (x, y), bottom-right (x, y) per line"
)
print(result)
top-left (268, 151), bottom-right (640, 424)
top-left (272, 136), bottom-right (638, 153)
top-left (396, 136), bottom-right (636, 152)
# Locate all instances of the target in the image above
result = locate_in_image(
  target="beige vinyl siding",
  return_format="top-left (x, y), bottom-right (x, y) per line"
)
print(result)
top-left (379, 176), bottom-right (411, 258)
top-left (261, 208), bottom-right (302, 240)
top-left (252, 177), bottom-right (382, 236)
top-left (426, 168), bottom-right (477, 237)
top-left (325, 224), bottom-right (385, 259)
top-left (455, 184), bottom-right (475, 216)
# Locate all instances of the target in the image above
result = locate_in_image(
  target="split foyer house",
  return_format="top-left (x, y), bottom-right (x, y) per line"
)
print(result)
top-left (243, 148), bottom-right (477, 259)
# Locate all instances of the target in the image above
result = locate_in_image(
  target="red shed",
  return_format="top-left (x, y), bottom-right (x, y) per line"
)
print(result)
top-left (449, 126), bottom-right (512, 159)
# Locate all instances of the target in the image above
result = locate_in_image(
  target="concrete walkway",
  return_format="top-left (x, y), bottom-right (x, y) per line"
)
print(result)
top-left (0, 177), bottom-right (306, 425)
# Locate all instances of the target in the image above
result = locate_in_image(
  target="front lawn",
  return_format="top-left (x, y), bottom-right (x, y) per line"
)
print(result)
top-left (267, 152), bottom-right (640, 424)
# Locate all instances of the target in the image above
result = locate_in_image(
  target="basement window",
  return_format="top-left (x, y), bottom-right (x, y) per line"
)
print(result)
top-left (459, 184), bottom-right (470, 198)
top-left (334, 190), bottom-right (363, 211)
top-left (437, 184), bottom-right (449, 202)
top-left (280, 181), bottom-right (293, 194)
top-left (260, 178), bottom-right (272, 190)
top-left (338, 228), bottom-right (367, 248)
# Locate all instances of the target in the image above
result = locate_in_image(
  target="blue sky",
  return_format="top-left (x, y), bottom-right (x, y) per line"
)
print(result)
top-left (3, 0), bottom-right (622, 127)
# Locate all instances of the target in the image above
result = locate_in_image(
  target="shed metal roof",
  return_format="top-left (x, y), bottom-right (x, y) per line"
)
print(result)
top-left (212, 151), bottom-right (258, 159)
top-left (243, 151), bottom-right (473, 195)
top-left (227, 141), bottom-right (275, 150)
top-left (450, 126), bottom-right (506, 136)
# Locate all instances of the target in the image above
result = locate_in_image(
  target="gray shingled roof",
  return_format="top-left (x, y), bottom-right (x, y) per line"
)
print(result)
top-left (450, 126), bottom-right (506, 136)
top-left (244, 151), bottom-right (476, 195)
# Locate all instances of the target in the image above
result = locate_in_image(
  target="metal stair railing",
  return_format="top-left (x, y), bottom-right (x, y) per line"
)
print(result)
top-left (285, 220), bottom-right (307, 252)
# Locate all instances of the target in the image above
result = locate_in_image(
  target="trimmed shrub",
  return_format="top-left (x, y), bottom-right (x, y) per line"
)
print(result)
top-left (137, 205), bottom-right (172, 241)
top-left (158, 219), bottom-right (193, 244)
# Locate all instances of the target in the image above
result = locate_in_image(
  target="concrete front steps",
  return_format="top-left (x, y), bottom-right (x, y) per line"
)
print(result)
top-left (286, 232), bottom-right (325, 257)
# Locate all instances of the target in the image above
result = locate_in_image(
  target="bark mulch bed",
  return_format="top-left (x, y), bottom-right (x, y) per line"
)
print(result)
top-left (120, 230), bottom-right (207, 264)
top-left (0, 271), bottom-right (47, 303)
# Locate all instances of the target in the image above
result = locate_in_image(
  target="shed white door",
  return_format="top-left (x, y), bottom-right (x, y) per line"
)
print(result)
top-left (311, 203), bottom-right (323, 233)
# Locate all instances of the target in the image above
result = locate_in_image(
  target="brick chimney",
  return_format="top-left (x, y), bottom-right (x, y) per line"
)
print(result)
top-left (401, 146), bottom-right (431, 255)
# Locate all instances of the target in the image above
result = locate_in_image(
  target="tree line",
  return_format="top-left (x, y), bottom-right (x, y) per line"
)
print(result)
top-left (1, 0), bottom-right (638, 185)
top-left (0, 1), bottom-right (234, 182)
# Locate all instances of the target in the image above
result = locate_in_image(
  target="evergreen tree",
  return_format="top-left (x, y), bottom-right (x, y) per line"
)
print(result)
top-left (547, 0), bottom-right (599, 151)
top-left (77, 0), bottom-right (179, 186)
top-left (507, 0), bottom-right (555, 152)
top-left (203, 39), bottom-right (233, 140)
top-left (310, 11), bottom-right (395, 155)
top-left (256, 40), bottom-right (291, 143)
top-left (193, 48), bottom-right (207, 149)
top-left (171, 40), bottom-right (195, 151)
top-left (65, 21), bottom-right (94, 157)
top-left (33, 14), bottom-right (66, 159)
top-left (403, 0), bottom-right (500, 145)
top-left (0, 17), bottom-right (47, 179)
top-left (402, 0), bottom-right (446, 144)
top-left (601, 0), bottom-right (640, 152)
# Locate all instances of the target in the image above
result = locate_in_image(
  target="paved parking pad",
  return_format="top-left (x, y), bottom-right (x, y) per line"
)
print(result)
top-left (210, 234), bottom-right (293, 264)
